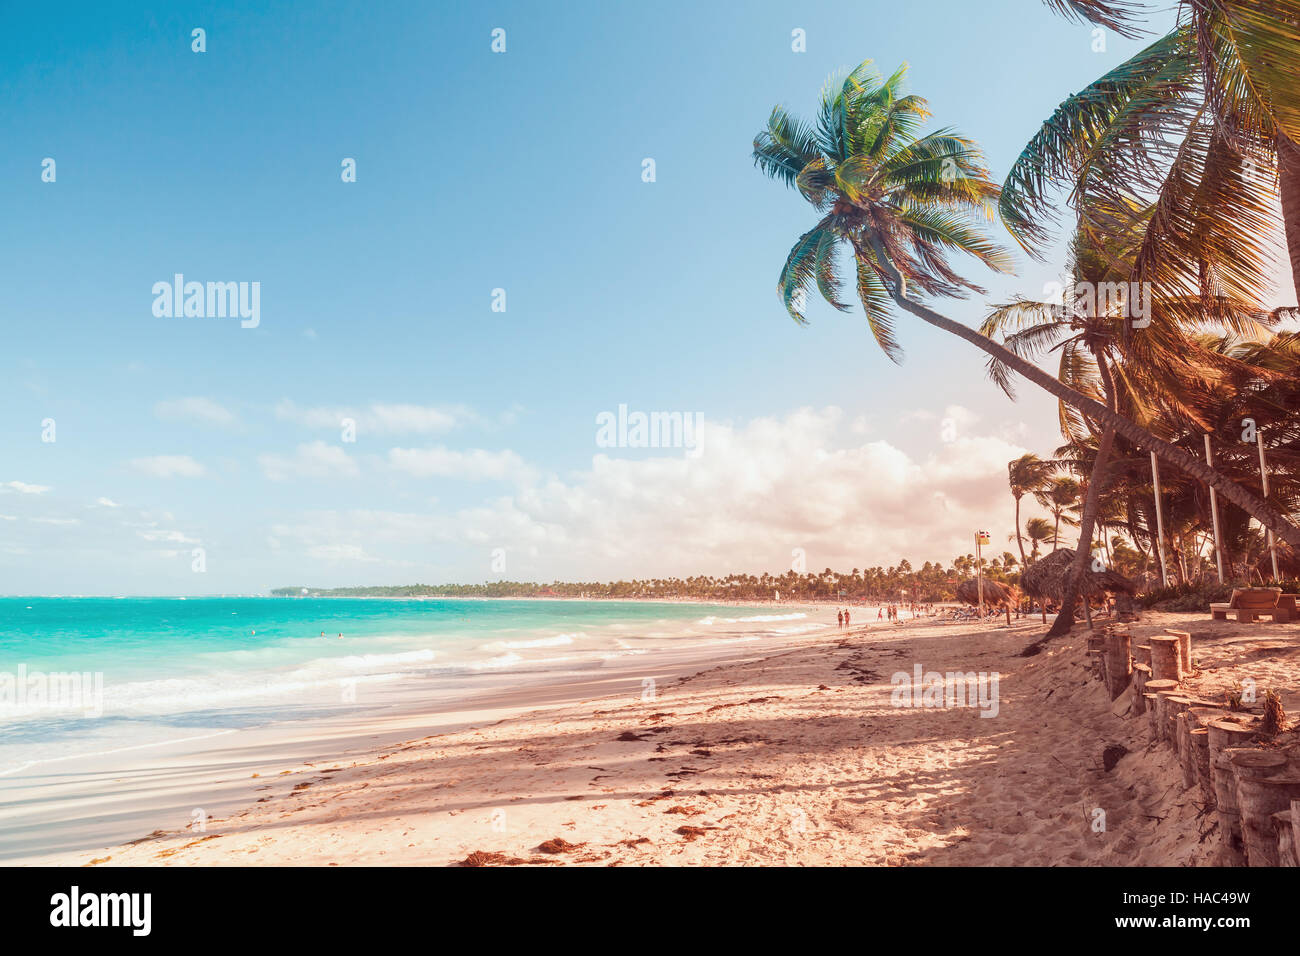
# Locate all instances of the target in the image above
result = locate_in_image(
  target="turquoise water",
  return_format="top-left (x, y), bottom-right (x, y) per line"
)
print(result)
top-left (0, 597), bottom-right (826, 776)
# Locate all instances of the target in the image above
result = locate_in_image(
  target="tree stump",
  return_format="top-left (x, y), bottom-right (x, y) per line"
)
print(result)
top-left (1163, 629), bottom-right (1192, 675)
top-left (1188, 707), bottom-right (1227, 806)
top-left (1143, 679), bottom-right (1179, 743)
top-left (1131, 663), bottom-right (1152, 715)
top-left (1156, 692), bottom-right (1186, 746)
top-left (1174, 712), bottom-right (1197, 788)
top-left (1104, 632), bottom-right (1132, 700)
top-left (1229, 750), bottom-right (1300, 867)
top-left (1208, 718), bottom-right (1261, 865)
top-left (1149, 636), bottom-right (1181, 682)
top-left (1274, 810), bottom-right (1298, 867)
top-left (1189, 727), bottom-right (1213, 805)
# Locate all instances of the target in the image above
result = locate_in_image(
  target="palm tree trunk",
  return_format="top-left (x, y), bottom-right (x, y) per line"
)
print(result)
top-left (1279, 132), bottom-right (1300, 305)
top-left (863, 235), bottom-right (1300, 548)
top-left (1014, 495), bottom-right (1027, 570)
top-left (1049, 426), bottom-right (1116, 637)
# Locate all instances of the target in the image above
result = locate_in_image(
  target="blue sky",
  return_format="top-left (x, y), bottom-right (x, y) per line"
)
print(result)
top-left (4, 0), bottom-right (1277, 594)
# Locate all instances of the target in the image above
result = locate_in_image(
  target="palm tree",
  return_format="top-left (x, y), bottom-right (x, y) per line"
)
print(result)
top-left (982, 202), bottom-right (1278, 632)
top-left (1037, 475), bottom-right (1083, 548)
top-left (1017, 1), bottom-right (1300, 304)
top-left (1008, 454), bottom-right (1055, 569)
top-left (753, 60), bottom-right (1300, 550)
top-left (1025, 517), bottom-right (1055, 562)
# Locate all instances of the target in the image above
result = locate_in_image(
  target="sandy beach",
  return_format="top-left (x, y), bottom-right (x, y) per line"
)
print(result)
top-left (25, 608), bottom-right (1296, 867)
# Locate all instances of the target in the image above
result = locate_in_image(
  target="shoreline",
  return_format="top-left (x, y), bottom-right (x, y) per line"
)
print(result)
top-left (22, 607), bottom-right (1289, 866)
top-left (4, 610), bottom-right (848, 865)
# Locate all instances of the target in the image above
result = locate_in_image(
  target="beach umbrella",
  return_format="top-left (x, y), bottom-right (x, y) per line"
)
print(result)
top-left (1020, 548), bottom-right (1136, 623)
top-left (955, 578), bottom-right (1016, 608)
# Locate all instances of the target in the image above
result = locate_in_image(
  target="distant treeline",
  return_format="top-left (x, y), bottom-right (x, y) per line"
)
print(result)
top-left (270, 557), bottom-right (1020, 602)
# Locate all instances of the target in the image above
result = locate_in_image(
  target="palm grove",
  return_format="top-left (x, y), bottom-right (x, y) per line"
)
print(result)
top-left (754, 0), bottom-right (1300, 634)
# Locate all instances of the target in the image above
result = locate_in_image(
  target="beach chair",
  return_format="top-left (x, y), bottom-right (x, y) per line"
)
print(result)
top-left (1276, 594), bottom-right (1297, 624)
top-left (1209, 588), bottom-right (1284, 623)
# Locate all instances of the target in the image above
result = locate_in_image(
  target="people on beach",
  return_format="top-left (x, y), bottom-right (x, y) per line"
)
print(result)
top-left (843, 609), bottom-right (850, 627)
top-left (837, 609), bottom-right (844, 628)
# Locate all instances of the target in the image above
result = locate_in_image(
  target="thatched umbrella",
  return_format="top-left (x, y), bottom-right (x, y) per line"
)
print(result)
top-left (955, 577), bottom-right (1016, 607)
top-left (1020, 548), bottom-right (1136, 623)
top-left (955, 578), bottom-right (1018, 624)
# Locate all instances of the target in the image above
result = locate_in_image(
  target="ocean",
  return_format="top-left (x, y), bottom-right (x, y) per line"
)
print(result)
top-left (0, 597), bottom-right (830, 780)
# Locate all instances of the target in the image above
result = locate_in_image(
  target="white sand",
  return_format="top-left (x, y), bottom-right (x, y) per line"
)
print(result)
top-left (23, 610), bottom-right (1299, 866)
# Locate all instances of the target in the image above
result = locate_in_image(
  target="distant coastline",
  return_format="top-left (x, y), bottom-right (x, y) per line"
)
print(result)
top-left (270, 564), bottom-right (984, 603)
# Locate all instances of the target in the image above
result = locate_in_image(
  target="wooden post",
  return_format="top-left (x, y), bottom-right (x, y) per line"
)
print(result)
top-left (1229, 751), bottom-right (1300, 867)
top-left (1204, 434), bottom-right (1225, 584)
top-left (1149, 636), bottom-right (1181, 682)
top-left (1275, 810), bottom-right (1298, 867)
top-left (1257, 426), bottom-right (1280, 582)
top-left (1157, 693), bottom-right (1187, 746)
top-left (1208, 718), bottom-right (1261, 865)
top-left (1131, 663), bottom-right (1151, 714)
top-left (1190, 727), bottom-right (1213, 804)
top-left (1291, 798), bottom-right (1300, 865)
top-left (1190, 707), bottom-right (1227, 806)
top-left (1104, 631), bottom-right (1132, 700)
top-left (1143, 679), bottom-right (1179, 742)
top-left (1150, 451), bottom-right (1170, 587)
top-left (1164, 629), bottom-right (1192, 676)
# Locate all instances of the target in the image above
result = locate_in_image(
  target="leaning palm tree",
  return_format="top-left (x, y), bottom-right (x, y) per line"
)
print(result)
top-left (982, 210), bottom-right (1276, 633)
top-left (753, 60), bottom-right (1300, 549)
top-left (1008, 454), bottom-right (1055, 569)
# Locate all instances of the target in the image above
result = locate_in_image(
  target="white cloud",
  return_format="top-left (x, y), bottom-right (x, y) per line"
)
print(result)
top-left (136, 528), bottom-right (199, 544)
top-left (2, 481), bottom-right (50, 495)
top-left (270, 407), bottom-right (1030, 579)
top-left (95, 497), bottom-right (121, 508)
top-left (275, 400), bottom-right (475, 435)
top-left (306, 544), bottom-right (378, 563)
top-left (387, 446), bottom-right (531, 482)
top-left (259, 441), bottom-right (359, 482)
top-left (154, 397), bottom-right (238, 428)
top-left (130, 455), bottom-right (206, 478)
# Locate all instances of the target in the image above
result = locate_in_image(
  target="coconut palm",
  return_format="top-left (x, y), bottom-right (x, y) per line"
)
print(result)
top-left (753, 60), bottom-right (1300, 550)
top-left (1007, 454), bottom-right (1055, 569)
top-left (1038, 475), bottom-right (1083, 548)
top-left (1017, 1), bottom-right (1300, 304)
top-left (982, 202), bottom-right (1278, 632)
top-left (1025, 517), bottom-right (1056, 562)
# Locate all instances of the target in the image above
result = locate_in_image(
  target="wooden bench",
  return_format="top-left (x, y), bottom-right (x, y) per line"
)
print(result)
top-left (1210, 588), bottom-right (1285, 623)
